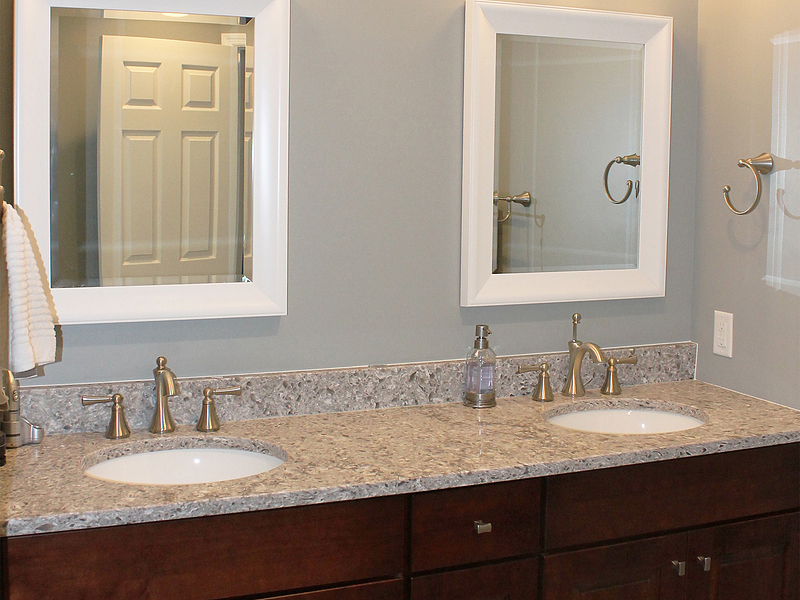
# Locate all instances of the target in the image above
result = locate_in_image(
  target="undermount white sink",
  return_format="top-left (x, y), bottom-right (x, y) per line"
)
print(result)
top-left (85, 441), bottom-right (285, 485)
top-left (547, 407), bottom-right (705, 435)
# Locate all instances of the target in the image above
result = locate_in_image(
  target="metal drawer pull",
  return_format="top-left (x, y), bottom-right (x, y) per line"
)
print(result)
top-left (474, 520), bottom-right (493, 534)
top-left (671, 560), bottom-right (686, 576)
top-left (697, 556), bottom-right (712, 572)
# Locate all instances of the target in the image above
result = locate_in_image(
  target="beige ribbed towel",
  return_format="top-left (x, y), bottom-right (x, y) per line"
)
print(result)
top-left (1, 201), bottom-right (56, 374)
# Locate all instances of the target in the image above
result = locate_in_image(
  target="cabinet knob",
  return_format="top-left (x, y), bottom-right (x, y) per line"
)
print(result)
top-left (474, 520), bottom-right (493, 534)
top-left (697, 556), bottom-right (712, 572)
top-left (671, 560), bottom-right (686, 576)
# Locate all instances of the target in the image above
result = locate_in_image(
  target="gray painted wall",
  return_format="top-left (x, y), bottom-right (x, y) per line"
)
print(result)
top-left (3, 0), bottom-right (700, 388)
top-left (692, 0), bottom-right (800, 408)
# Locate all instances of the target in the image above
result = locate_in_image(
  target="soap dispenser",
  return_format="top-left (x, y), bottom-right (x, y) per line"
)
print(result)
top-left (464, 325), bottom-right (496, 409)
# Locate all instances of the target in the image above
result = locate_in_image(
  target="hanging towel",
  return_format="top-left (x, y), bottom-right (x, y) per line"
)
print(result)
top-left (1, 201), bottom-right (56, 374)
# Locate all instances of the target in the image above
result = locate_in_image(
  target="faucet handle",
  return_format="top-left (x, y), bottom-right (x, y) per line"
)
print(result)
top-left (82, 394), bottom-right (131, 439)
top-left (197, 385), bottom-right (242, 432)
top-left (601, 351), bottom-right (638, 396)
top-left (517, 363), bottom-right (554, 402)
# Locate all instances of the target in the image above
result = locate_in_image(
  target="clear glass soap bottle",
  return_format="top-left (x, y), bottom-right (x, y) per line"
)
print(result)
top-left (464, 324), bottom-right (496, 408)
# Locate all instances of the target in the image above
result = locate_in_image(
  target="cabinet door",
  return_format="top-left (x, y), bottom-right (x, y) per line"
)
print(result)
top-left (266, 578), bottom-right (404, 600)
top-left (410, 557), bottom-right (537, 600)
top-left (687, 512), bottom-right (799, 600)
top-left (542, 533), bottom-right (685, 600)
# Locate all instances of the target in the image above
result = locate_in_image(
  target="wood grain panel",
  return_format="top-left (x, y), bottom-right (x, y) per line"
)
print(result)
top-left (687, 512), bottom-right (799, 600)
top-left (545, 443), bottom-right (800, 550)
top-left (542, 533), bottom-right (686, 600)
top-left (411, 479), bottom-right (541, 572)
top-left (411, 557), bottom-right (538, 600)
top-left (5, 496), bottom-right (405, 600)
top-left (268, 578), bottom-right (404, 600)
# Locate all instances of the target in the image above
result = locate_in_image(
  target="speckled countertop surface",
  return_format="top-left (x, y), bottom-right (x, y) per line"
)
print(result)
top-left (1, 380), bottom-right (799, 537)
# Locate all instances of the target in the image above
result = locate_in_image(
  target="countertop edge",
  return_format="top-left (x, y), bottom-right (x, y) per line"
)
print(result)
top-left (5, 430), bottom-right (799, 538)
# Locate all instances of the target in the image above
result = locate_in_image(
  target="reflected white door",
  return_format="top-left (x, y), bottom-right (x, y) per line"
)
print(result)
top-left (98, 35), bottom-right (239, 286)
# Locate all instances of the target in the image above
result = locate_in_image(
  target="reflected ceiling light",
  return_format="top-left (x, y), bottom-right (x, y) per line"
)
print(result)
top-left (162, 12), bottom-right (189, 17)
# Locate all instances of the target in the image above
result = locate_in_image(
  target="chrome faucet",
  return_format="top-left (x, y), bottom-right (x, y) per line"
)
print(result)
top-left (150, 357), bottom-right (180, 434)
top-left (1, 370), bottom-right (45, 448)
top-left (562, 342), bottom-right (607, 397)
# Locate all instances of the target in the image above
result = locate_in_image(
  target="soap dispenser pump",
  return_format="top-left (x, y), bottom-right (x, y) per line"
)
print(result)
top-left (464, 325), bottom-right (496, 409)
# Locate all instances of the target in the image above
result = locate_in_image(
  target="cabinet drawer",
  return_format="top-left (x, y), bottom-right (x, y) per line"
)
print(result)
top-left (411, 557), bottom-right (538, 600)
top-left (545, 443), bottom-right (800, 550)
top-left (5, 496), bottom-right (405, 600)
top-left (267, 578), bottom-right (404, 600)
top-left (411, 479), bottom-right (541, 572)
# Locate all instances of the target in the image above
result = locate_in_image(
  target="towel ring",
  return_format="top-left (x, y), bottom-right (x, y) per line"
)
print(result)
top-left (723, 152), bottom-right (774, 216)
top-left (603, 154), bottom-right (640, 204)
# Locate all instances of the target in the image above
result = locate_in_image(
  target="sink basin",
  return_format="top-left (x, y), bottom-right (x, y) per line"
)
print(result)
top-left (84, 438), bottom-right (285, 485)
top-left (546, 403), bottom-right (706, 434)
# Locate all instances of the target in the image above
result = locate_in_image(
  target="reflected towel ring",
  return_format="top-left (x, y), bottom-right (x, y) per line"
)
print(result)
top-left (603, 154), bottom-right (640, 204)
top-left (722, 153), bottom-right (774, 216)
top-left (493, 191), bottom-right (531, 223)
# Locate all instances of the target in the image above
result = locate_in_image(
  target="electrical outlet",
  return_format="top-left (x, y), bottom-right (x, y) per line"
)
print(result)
top-left (713, 310), bottom-right (733, 358)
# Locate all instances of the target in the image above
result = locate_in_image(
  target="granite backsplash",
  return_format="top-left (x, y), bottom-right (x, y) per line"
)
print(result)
top-left (16, 342), bottom-right (696, 436)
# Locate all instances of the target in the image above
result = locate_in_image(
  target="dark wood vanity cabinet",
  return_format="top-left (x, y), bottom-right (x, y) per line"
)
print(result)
top-left (265, 580), bottom-right (405, 600)
top-left (409, 479), bottom-right (541, 600)
top-left (1, 444), bottom-right (798, 600)
top-left (543, 514), bottom-right (799, 600)
top-left (2, 496), bottom-right (406, 600)
top-left (542, 444), bottom-right (800, 600)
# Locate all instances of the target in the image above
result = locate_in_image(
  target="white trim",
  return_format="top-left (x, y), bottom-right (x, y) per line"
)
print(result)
top-left (460, 1), bottom-right (672, 306)
top-left (14, 0), bottom-right (289, 323)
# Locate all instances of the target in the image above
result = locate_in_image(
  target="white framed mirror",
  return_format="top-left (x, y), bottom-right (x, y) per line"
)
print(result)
top-left (460, 1), bottom-right (672, 306)
top-left (14, 0), bottom-right (289, 323)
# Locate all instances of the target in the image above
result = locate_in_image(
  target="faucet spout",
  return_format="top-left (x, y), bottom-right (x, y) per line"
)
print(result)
top-left (561, 342), bottom-right (607, 397)
top-left (150, 357), bottom-right (180, 434)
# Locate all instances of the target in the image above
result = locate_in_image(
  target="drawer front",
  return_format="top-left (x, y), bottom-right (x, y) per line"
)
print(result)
top-left (267, 578), bottom-right (404, 600)
top-left (545, 443), bottom-right (800, 550)
top-left (411, 557), bottom-right (538, 600)
top-left (5, 496), bottom-right (405, 600)
top-left (411, 479), bottom-right (541, 572)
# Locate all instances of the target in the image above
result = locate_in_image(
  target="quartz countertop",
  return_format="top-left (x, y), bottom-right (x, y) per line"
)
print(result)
top-left (1, 380), bottom-right (799, 537)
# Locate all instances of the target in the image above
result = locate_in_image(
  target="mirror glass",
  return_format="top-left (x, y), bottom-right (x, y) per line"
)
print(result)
top-left (493, 35), bottom-right (643, 274)
top-left (50, 9), bottom-right (254, 288)
top-left (15, 0), bottom-right (288, 323)
top-left (461, 1), bottom-right (672, 306)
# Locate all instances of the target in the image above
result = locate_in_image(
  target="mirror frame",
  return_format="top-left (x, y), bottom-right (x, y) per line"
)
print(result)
top-left (460, 1), bottom-right (673, 306)
top-left (15, 0), bottom-right (289, 323)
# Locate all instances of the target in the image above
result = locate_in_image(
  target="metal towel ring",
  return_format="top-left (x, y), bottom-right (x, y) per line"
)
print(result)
top-left (722, 153), bottom-right (774, 215)
top-left (603, 154), bottom-right (640, 204)
top-left (493, 191), bottom-right (531, 223)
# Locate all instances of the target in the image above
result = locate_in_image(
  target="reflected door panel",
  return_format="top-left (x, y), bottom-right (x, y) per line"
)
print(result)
top-left (98, 35), bottom-right (239, 286)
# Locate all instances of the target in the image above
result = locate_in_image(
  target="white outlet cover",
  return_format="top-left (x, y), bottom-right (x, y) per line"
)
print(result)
top-left (713, 310), bottom-right (733, 358)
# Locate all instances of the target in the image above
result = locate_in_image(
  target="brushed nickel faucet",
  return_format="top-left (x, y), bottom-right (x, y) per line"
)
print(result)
top-left (562, 342), bottom-right (607, 398)
top-left (150, 357), bottom-right (180, 434)
top-left (1, 370), bottom-right (44, 448)
top-left (600, 352), bottom-right (638, 395)
top-left (196, 385), bottom-right (242, 432)
top-left (82, 393), bottom-right (131, 439)
top-left (517, 362), bottom-right (554, 402)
